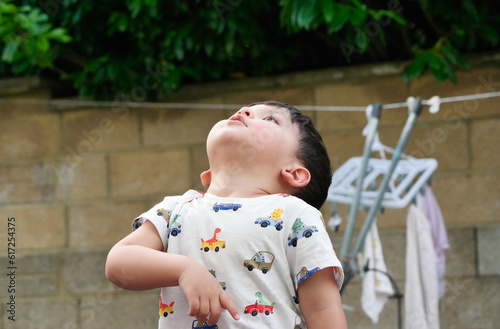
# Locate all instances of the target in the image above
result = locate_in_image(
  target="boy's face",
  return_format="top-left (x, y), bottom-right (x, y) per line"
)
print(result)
top-left (207, 104), bottom-right (302, 170)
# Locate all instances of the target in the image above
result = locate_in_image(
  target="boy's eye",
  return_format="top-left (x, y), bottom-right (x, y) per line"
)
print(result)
top-left (264, 116), bottom-right (279, 124)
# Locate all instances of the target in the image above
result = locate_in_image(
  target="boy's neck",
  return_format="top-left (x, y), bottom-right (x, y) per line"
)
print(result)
top-left (205, 167), bottom-right (286, 199)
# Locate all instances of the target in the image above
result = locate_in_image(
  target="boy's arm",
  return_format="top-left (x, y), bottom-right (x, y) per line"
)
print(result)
top-left (297, 267), bottom-right (347, 329)
top-left (105, 220), bottom-right (239, 325)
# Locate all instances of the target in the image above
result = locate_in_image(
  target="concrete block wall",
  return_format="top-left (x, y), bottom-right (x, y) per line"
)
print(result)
top-left (0, 54), bottom-right (499, 328)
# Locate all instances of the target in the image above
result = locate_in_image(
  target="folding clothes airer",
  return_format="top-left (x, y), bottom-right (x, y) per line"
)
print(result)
top-left (328, 97), bottom-right (439, 287)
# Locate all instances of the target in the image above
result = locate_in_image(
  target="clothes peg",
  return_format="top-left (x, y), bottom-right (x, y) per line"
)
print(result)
top-left (427, 96), bottom-right (441, 114)
top-left (328, 202), bottom-right (343, 232)
top-left (407, 96), bottom-right (424, 116)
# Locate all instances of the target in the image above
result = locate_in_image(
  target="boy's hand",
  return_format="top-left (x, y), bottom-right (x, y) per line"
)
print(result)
top-left (178, 263), bottom-right (240, 325)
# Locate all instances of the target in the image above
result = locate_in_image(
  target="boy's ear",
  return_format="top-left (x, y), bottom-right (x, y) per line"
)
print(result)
top-left (281, 166), bottom-right (311, 188)
top-left (200, 170), bottom-right (211, 188)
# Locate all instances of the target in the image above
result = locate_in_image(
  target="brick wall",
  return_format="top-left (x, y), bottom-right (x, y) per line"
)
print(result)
top-left (1, 55), bottom-right (499, 328)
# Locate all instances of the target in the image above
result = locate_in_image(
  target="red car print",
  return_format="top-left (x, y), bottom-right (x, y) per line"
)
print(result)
top-left (244, 301), bottom-right (274, 316)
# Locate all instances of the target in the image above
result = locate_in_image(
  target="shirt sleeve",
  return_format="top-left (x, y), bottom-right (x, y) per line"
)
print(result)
top-left (286, 204), bottom-right (344, 291)
top-left (131, 195), bottom-right (180, 251)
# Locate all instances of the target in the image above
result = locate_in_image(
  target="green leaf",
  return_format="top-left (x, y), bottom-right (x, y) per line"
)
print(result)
top-left (0, 3), bottom-right (18, 15)
top-left (127, 0), bottom-right (142, 18)
top-left (372, 10), bottom-right (406, 25)
top-left (426, 51), bottom-right (442, 70)
top-left (349, 7), bottom-right (367, 26)
top-left (430, 66), bottom-right (449, 82)
top-left (46, 28), bottom-right (72, 43)
top-left (174, 45), bottom-right (184, 61)
top-left (296, 1), bottom-right (317, 29)
top-left (108, 12), bottom-right (129, 34)
top-left (321, 0), bottom-right (335, 24)
top-left (204, 43), bottom-right (214, 56)
top-left (1, 37), bottom-right (20, 62)
top-left (37, 36), bottom-right (50, 52)
top-left (462, 0), bottom-right (479, 22)
top-left (0, 22), bottom-right (15, 38)
top-left (327, 4), bottom-right (350, 33)
top-left (403, 53), bottom-right (426, 82)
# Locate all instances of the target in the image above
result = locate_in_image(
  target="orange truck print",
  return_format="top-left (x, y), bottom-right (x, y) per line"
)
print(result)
top-left (201, 228), bottom-right (226, 252)
top-left (159, 297), bottom-right (174, 317)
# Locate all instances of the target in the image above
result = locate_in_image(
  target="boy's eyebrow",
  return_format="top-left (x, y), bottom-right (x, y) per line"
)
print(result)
top-left (264, 108), bottom-right (286, 117)
top-left (269, 108), bottom-right (292, 122)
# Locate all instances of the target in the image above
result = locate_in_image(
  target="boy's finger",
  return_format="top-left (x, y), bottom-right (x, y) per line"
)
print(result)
top-left (187, 297), bottom-right (200, 317)
top-left (207, 297), bottom-right (221, 325)
top-left (197, 298), bottom-right (210, 321)
top-left (220, 292), bottom-right (240, 321)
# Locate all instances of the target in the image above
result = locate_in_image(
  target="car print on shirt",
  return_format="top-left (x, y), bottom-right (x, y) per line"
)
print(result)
top-left (294, 315), bottom-right (304, 329)
top-left (296, 266), bottom-right (320, 285)
top-left (156, 208), bottom-right (171, 223)
top-left (209, 269), bottom-right (226, 290)
top-left (201, 228), bottom-right (226, 252)
top-left (254, 208), bottom-right (284, 231)
top-left (192, 318), bottom-right (218, 329)
top-left (213, 202), bottom-right (242, 212)
top-left (169, 214), bottom-right (182, 237)
top-left (288, 218), bottom-right (318, 247)
top-left (244, 292), bottom-right (275, 317)
top-left (159, 297), bottom-right (174, 317)
top-left (243, 251), bottom-right (275, 274)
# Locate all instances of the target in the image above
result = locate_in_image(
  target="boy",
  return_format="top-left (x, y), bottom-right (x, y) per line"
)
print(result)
top-left (106, 101), bottom-right (347, 328)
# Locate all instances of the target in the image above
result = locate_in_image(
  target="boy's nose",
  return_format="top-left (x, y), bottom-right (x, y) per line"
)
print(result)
top-left (238, 107), bottom-right (253, 117)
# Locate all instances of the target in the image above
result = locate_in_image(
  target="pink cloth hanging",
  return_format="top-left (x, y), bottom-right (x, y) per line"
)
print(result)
top-left (417, 184), bottom-right (449, 298)
top-left (405, 205), bottom-right (440, 329)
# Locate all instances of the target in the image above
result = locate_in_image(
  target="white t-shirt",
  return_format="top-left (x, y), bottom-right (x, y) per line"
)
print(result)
top-left (133, 190), bottom-right (343, 329)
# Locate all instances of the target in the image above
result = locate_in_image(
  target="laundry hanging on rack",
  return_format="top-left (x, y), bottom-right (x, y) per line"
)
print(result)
top-left (326, 98), bottom-right (448, 329)
top-left (331, 98), bottom-right (435, 272)
top-left (405, 204), bottom-right (440, 329)
top-left (416, 183), bottom-right (449, 298)
top-left (360, 218), bottom-right (394, 323)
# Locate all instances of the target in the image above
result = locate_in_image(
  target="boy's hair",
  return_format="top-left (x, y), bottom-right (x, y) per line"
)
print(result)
top-left (248, 100), bottom-right (333, 210)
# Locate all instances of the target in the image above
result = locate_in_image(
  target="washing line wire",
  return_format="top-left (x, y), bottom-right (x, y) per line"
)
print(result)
top-left (1, 90), bottom-right (500, 111)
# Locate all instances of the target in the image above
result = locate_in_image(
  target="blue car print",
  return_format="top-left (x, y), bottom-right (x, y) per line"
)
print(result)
top-left (296, 266), bottom-right (320, 284)
top-left (287, 225), bottom-right (318, 247)
top-left (254, 217), bottom-right (283, 231)
top-left (170, 225), bottom-right (181, 236)
top-left (213, 202), bottom-right (242, 212)
top-left (169, 214), bottom-right (181, 237)
top-left (192, 319), bottom-right (218, 329)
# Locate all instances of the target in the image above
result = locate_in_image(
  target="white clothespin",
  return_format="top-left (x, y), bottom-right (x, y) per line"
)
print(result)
top-left (361, 104), bottom-right (374, 137)
top-left (362, 105), bottom-right (395, 159)
top-left (427, 95), bottom-right (441, 114)
top-left (406, 96), bottom-right (416, 115)
top-left (328, 213), bottom-right (343, 232)
top-left (409, 95), bottom-right (440, 114)
top-left (328, 202), bottom-right (343, 232)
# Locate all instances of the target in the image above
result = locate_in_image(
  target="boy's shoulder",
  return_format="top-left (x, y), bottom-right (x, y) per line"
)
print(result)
top-left (160, 189), bottom-right (205, 203)
top-left (268, 193), bottom-right (321, 214)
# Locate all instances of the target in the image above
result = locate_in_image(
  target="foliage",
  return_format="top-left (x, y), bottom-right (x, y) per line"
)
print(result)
top-left (0, 0), bottom-right (71, 77)
top-left (1, 0), bottom-right (499, 100)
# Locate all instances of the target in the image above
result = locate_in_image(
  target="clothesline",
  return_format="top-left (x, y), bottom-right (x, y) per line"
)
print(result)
top-left (1, 90), bottom-right (500, 111)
